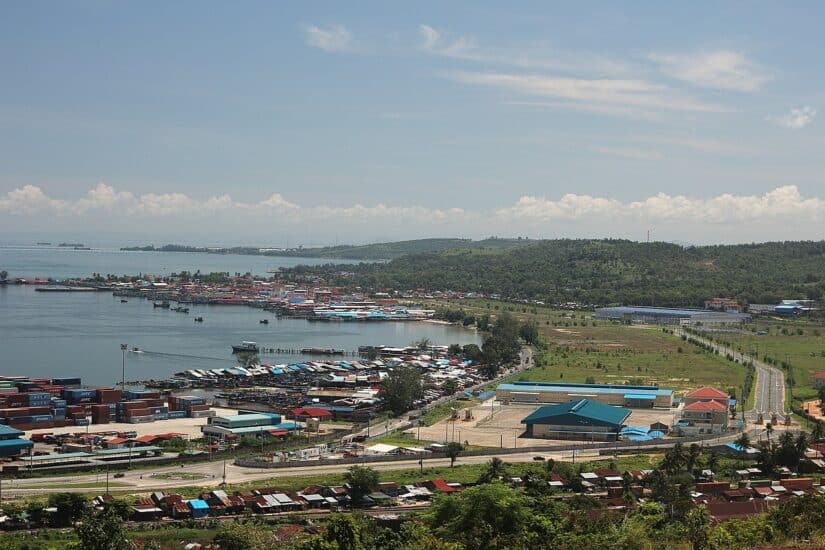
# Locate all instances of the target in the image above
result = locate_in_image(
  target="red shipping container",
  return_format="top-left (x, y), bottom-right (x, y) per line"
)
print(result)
top-left (125, 408), bottom-right (151, 417)
top-left (188, 404), bottom-right (209, 412)
top-left (28, 406), bottom-right (51, 415)
top-left (0, 408), bottom-right (28, 418)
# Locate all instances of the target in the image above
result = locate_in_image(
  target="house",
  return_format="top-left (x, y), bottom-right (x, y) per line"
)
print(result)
top-left (289, 407), bottom-right (334, 421)
top-left (649, 421), bottom-right (669, 435)
top-left (521, 399), bottom-right (631, 441)
top-left (424, 479), bottom-right (459, 493)
top-left (678, 400), bottom-right (729, 435)
top-left (684, 387), bottom-right (730, 407)
top-left (812, 372), bottom-right (825, 390)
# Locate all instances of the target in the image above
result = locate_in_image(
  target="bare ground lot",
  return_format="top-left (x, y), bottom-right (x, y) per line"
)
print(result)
top-left (25, 407), bottom-right (244, 439)
top-left (406, 400), bottom-right (681, 449)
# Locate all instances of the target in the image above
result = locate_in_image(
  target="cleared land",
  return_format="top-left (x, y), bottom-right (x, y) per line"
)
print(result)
top-left (407, 400), bottom-right (680, 449)
top-left (426, 299), bottom-right (748, 396)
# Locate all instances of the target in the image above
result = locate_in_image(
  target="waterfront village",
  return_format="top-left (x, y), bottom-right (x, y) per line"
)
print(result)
top-left (3, 273), bottom-right (825, 538)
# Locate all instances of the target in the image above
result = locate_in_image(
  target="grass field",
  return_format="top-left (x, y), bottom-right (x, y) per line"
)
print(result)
top-left (424, 299), bottom-right (748, 397)
top-left (694, 317), bottom-right (825, 403)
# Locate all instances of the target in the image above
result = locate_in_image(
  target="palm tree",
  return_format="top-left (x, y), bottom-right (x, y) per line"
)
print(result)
top-left (478, 456), bottom-right (506, 483)
top-left (812, 421), bottom-right (825, 443)
top-left (794, 432), bottom-right (810, 473)
top-left (766, 422), bottom-right (774, 441)
top-left (445, 442), bottom-right (463, 468)
top-left (706, 450), bottom-right (720, 474)
top-left (734, 433), bottom-right (751, 466)
top-left (687, 443), bottom-right (701, 472)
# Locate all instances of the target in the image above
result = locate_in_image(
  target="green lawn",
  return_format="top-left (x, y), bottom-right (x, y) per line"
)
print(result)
top-left (529, 325), bottom-right (747, 396)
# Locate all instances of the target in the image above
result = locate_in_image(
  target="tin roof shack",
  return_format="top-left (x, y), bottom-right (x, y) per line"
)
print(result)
top-left (0, 425), bottom-right (33, 457)
top-left (521, 399), bottom-right (630, 442)
top-left (187, 499), bottom-right (210, 519)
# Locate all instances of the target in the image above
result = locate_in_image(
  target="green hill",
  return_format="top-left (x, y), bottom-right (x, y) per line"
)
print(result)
top-left (292, 239), bottom-right (825, 307)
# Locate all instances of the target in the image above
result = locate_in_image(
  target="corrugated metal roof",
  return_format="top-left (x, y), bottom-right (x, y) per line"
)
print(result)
top-left (521, 399), bottom-right (630, 427)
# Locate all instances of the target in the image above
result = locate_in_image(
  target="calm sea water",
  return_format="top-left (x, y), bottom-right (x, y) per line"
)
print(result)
top-left (0, 245), bottom-right (363, 279)
top-left (0, 249), bottom-right (479, 386)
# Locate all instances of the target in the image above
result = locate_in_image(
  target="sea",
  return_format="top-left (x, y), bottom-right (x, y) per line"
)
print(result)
top-left (0, 246), bottom-right (480, 386)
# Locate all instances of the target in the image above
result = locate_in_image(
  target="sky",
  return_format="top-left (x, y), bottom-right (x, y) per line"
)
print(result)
top-left (1, 1), bottom-right (824, 246)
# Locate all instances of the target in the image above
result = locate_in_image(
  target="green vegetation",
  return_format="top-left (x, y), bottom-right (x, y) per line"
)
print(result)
top-left (149, 472), bottom-right (208, 481)
top-left (695, 318), bottom-right (825, 404)
top-left (290, 239), bottom-right (825, 306)
top-left (379, 365), bottom-right (425, 416)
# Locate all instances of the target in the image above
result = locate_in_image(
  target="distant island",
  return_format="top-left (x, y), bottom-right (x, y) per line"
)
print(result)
top-left (120, 237), bottom-right (535, 260)
top-left (58, 242), bottom-right (85, 248)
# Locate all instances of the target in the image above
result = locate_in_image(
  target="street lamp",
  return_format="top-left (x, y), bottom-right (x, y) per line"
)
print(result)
top-left (120, 344), bottom-right (128, 389)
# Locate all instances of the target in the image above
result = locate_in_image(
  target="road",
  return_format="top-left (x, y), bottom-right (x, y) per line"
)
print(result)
top-left (675, 328), bottom-right (786, 420)
top-left (1, 425), bottom-right (753, 498)
top-left (354, 347), bottom-right (534, 441)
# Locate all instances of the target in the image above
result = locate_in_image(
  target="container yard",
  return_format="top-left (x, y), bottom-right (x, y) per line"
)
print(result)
top-left (0, 376), bottom-right (216, 442)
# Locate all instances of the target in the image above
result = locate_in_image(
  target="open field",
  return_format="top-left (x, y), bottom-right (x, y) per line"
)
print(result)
top-left (407, 400), bottom-right (680, 449)
top-left (695, 318), bottom-right (825, 403)
top-left (532, 326), bottom-right (748, 395)
top-left (422, 299), bottom-right (749, 396)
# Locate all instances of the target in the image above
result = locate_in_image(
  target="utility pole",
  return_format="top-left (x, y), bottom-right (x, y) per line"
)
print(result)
top-left (120, 344), bottom-right (128, 390)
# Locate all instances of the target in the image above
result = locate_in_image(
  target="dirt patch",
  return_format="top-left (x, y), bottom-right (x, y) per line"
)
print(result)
top-left (803, 400), bottom-right (825, 420)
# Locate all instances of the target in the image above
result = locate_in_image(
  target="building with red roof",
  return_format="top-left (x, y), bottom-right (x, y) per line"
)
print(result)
top-left (679, 396), bottom-right (729, 435)
top-left (684, 387), bottom-right (730, 407)
top-left (812, 371), bottom-right (825, 389)
top-left (289, 408), bottom-right (334, 421)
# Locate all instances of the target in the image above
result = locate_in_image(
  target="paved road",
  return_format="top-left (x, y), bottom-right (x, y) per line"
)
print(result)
top-left (675, 328), bottom-right (786, 420)
top-left (355, 347), bottom-right (534, 442)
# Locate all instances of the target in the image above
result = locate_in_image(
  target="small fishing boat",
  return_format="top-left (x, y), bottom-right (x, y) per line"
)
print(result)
top-left (120, 299), bottom-right (128, 303)
top-left (153, 300), bottom-right (170, 309)
top-left (194, 316), bottom-right (204, 323)
top-left (259, 319), bottom-right (269, 324)
top-left (130, 347), bottom-right (143, 354)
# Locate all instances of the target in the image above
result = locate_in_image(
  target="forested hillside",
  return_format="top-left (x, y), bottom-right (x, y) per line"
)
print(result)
top-left (289, 240), bottom-right (825, 307)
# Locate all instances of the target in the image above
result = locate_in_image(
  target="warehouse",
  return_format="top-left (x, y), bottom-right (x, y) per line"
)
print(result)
top-left (496, 381), bottom-right (673, 408)
top-left (0, 424), bottom-right (34, 457)
top-left (201, 412), bottom-right (299, 438)
top-left (521, 399), bottom-right (631, 441)
top-left (593, 306), bottom-right (750, 325)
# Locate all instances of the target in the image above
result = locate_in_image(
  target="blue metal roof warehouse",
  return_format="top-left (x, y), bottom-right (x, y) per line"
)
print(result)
top-left (496, 381), bottom-right (673, 408)
top-left (522, 399), bottom-right (631, 441)
top-left (594, 306), bottom-right (750, 325)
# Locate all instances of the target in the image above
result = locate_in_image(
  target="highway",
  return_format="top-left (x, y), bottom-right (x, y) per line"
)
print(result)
top-left (675, 328), bottom-right (786, 420)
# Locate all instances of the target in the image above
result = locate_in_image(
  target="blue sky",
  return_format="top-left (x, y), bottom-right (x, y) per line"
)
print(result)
top-left (1, 1), bottom-right (823, 245)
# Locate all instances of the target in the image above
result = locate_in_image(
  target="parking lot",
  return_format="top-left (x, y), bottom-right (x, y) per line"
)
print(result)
top-left (407, 399), bottom-right (682, 449)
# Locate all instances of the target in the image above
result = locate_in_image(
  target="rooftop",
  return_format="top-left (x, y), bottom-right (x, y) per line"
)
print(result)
top-left (686, 387), bottom-right (730, 399)
top-left (500, 382), bottom-right (672, 397)
top-left (522, 399), bottom-right (631, 427)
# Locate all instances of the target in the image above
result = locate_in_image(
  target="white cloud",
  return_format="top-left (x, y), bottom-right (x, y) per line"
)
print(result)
top-left (304, 24), bottom-right (353, 53)
top-left (770, 106), bottom-right (817, 129)
top-left (418, 24), bottom-right (630, 76)
top-left (3, 184), bottom-right (825, 243)
top-left (450, 71), bottom-right (726, 114)
top-left (0, 185), bottom-right (469, 224)
top-left (650, 51), bottom-right (768, 92)
top-left (497, 185), bottom-right (824, 224)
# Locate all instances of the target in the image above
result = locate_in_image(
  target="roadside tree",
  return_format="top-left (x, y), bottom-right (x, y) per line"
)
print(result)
top-left (378, 365), bottom-right (424, 416)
